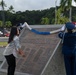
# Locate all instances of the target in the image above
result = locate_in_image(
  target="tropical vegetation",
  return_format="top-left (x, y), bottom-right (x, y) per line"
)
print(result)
top-left (0, 0), bottom-right (76, 27)
top-left (60, 0), bottom-right (76, 22)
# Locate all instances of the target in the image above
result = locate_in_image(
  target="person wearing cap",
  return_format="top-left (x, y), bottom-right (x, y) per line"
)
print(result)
top-left (58, 22), bottom-right (76, 75)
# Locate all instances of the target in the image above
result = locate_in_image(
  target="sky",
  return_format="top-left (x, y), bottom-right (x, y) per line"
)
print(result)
top-left (0, 0), bottom-right (76, 11)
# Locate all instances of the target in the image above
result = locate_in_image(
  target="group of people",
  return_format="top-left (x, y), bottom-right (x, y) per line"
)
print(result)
top-left (3, 22), bottom-right (76, 75)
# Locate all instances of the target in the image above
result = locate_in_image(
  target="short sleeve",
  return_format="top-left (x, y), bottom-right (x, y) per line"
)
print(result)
top-left (13, 36), bottom-right (21, 51)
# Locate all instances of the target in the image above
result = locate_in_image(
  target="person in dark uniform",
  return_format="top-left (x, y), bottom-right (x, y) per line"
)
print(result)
top-left (58, 22), bottom-right (76, 75)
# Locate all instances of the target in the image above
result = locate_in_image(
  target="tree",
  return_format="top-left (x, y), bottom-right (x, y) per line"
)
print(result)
top-left (41, 17), bottom-right (50, 25)
top-left (0, 0), bottom-right (6, 28)
top-left (8, 5), bottom-right (15, 13)
top-left (0, 20), bottom-right (3, 27)
top-left (5, 21), bottom-right (12, 28)
top-left (0, 0), bottom-right (6, 10)
top-left (60, 0), bottom-right (76, 22)
top-left (56, 8), bottom-right (69, 24)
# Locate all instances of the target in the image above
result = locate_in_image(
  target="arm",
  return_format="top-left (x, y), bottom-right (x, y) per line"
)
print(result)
top-left (58, 25), bottom-right (66, 39)
top-left (24, 22), bottom-right (59, 35)
top-left (14, 36), bottom-right (25, 57)
top-left (24, 22), bottom-right (50, 35)
top-left (24, 22), bottom-right (66, 35)
top-left (23, 22), bottom-right (32, 30)
top-left (58, 31), bottom-right (64, 39)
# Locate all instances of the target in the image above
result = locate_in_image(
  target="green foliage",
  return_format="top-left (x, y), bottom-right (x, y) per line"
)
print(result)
top-left (41, 17), bottom-right (50, 25)
top-left (60, 0), bottom-right (76, 22)
top-left (56, 8), bottom-right (69, 24)
top-left (0, 2), bottom-right (76, 25)
top-left (60, 0), bottom-right (76, 10)
top-left (57, 16), bottom-right (69, 24)
top-left (73, 16), bottom-right (76, 22)
top-left (0, 0), bottom-right (76, 25)
top-left (0, 21), bottom-right (3, 27)
top-left (5, 21), bottom-right (12, 28)
top-left (0, 20), bottom-right (12, 27)
top-left (1, 7), bottom-right (76, 25)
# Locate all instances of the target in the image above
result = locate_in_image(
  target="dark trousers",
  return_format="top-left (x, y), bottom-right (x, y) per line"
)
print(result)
top-left (64, 55), bottom-right (76, 75)
top-left (5, 54), bottom-right (16, 75)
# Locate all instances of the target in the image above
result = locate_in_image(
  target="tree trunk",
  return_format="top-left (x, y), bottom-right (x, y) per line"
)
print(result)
top-left (69, 7), bottom-right (72, 22)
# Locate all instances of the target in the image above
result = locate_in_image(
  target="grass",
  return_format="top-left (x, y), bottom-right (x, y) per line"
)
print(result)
top-left (0, 42), bottom-right (8, 47)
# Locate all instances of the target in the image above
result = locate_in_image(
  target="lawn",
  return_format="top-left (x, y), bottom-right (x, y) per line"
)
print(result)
top-left (0, 42), bottom-right (8, 47)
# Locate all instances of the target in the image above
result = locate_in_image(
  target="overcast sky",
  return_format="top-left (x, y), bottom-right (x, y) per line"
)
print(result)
top-left (0, 0), bottom-right (76, 11)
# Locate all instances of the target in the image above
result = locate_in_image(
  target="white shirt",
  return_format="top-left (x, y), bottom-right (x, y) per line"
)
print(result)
top-left (3, 36), bottom-right (21, 58)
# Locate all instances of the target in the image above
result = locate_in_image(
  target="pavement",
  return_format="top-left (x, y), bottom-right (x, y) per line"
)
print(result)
top-left (0, 72), bottom-right (6, 75)
top-left (0, 37), bottom-right (8, 42)
top-left (0, 47), bottom-right (5, 61)
top-left (0, 27), bottom-right (60, 75)
top-left (0, 47), bottom-right (6, 75)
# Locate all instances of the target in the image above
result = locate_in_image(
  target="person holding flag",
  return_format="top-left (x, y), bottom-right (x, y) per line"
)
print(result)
top-left (58, 22), bottom-right (76, 75)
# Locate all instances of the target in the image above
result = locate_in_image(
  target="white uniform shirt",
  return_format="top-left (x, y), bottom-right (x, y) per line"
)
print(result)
top-left (3, 36), bottom-right (21, 58)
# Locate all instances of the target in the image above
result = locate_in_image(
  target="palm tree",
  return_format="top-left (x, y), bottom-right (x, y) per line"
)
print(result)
top-left (0, 0), bottom-right (6, 28)
top-left (60, 0), bottom-right (76, 22)
top-left (8, 5), bottom-right (15, 13)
